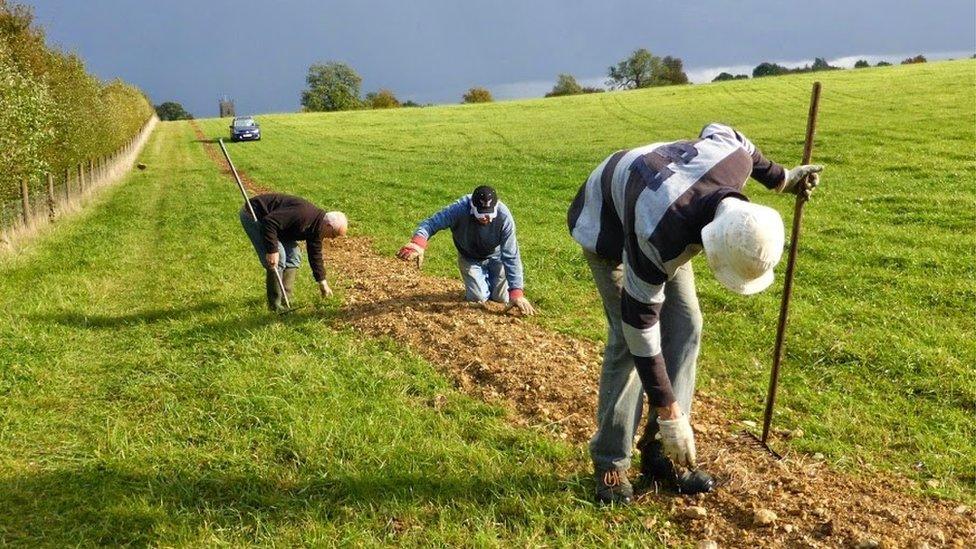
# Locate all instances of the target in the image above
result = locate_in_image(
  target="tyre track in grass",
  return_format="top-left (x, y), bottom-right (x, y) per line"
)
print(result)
top-left (190, 119), bottom-right (974, 548)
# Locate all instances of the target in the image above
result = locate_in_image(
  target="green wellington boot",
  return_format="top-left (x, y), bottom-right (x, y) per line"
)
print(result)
top-left (281, 267), bottom-right (298, 303)
top-left (266, 270), bottom-right (285, 313)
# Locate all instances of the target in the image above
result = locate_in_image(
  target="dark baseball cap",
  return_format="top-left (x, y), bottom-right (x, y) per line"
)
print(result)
top-left (470, 185), bottom-right (498, 216)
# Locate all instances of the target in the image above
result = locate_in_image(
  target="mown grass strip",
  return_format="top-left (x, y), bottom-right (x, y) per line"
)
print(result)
top-left (0, 121), bottom-right (683, 545)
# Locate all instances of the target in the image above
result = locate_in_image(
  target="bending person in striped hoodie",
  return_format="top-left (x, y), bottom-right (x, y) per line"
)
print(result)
top-left (568, 123), bottom-right (821, 505)
top-left (397, 185), bottom-right (535, 315)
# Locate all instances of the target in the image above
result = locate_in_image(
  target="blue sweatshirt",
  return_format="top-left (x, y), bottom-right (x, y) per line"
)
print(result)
top-left (413, 195), bottom-right (525, 292)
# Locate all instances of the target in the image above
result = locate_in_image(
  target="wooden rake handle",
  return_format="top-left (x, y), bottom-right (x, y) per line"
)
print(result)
top-left (760, 81), bottom-right (822, 444)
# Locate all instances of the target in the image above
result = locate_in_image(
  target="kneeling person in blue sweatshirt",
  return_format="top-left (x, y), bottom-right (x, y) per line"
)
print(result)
top-left (396, 185), bottom-right (535, 316)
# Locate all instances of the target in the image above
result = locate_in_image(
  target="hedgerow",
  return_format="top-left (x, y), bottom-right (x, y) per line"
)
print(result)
top-left (0, 0), bottom-right (153, 200)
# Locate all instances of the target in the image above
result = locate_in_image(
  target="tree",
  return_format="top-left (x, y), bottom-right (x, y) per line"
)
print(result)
top-left (300, 62), bottom-right (362, 112)
top-left (545, 73), bottom-right (583, 97)
top-left (901, 54), bottom-right (927, 65)
top-left (854, 59), bottom-right (870, 68)
top-left (581, 86), bottom-right (604, 94)
top-left (607, 48), bottom-right (661, 89)
top-left (876, 61), bottom-right (892, 67)
top-left (401, 100), bottom-right (423, 107)
top-left (660, 56), bottom-right (689, 85)
top-left (712, 72), bottom-right (748, 82)
top-left (811, 57), bottom-right (838, 71)
top-left (462, 87), bottom-right (493, 103)
top-left (607, 48), bottom-right (687, 89)
top-left (154, 101), bottom-right (193, 120)
top-left (752, 62), bottom-right (788, 78)
top-left (365, 89), bottom-right (400, 109)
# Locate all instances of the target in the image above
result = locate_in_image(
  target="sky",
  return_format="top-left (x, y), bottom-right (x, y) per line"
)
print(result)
top-left (26, 0), bottom-right (976, 117)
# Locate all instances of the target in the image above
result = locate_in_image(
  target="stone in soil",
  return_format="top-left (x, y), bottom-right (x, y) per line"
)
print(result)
top-left (754, 509), bottom-right (778, 526)
top-left (680, 506), bottom-right (708, 520)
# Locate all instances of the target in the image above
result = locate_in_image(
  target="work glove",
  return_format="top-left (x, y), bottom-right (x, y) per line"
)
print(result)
top-left (505, 296), bottom-right (535, 316)
top-left (656, 414), bottom-right (697, 469)
top-left (780, 164), bottom-right (823, 200)
top-left (319, 279), bottom-right (333, 298)
top-left (396, 236), bottom-right (427, 269)
top-left (504, 290), bottom-right (535, 316)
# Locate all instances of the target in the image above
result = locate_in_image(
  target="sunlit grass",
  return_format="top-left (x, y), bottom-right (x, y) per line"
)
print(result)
top-left (200, 60), bottom-right (976, 501)
top-left (0, 123), bottom-right (676, 545)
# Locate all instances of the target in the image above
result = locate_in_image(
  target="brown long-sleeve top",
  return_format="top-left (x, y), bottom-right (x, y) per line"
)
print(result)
top-left (248, 193), bottom-right (327, 282)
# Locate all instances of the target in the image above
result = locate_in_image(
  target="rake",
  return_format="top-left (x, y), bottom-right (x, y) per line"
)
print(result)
top-left (746, 81), bottom-right (823, 459)
top-left (217, 138), bottom-right (292, 311)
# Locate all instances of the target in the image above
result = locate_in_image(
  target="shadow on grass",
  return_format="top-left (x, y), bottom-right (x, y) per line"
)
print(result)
top-left (30, 301), bottom-right (226, 329)
top-left (0, 464), bottom-right (576, 545)
top-left (175, 307), bottom-right (323, 341)
top-left (30, 299), bottom-right (326, 334)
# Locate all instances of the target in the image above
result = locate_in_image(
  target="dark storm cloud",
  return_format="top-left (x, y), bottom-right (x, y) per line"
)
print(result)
top-left (26, 0), bottom-right (976, 116)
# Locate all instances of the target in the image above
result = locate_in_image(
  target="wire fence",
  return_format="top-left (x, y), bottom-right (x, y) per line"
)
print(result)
top-left (0, 115), bottom-right (159, 248)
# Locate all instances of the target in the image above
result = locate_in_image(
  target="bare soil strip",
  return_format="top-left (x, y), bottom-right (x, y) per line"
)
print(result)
top-left (191, 121), bottom-right (974, 547)
top-left (190, 122), bottom-right (272, 194)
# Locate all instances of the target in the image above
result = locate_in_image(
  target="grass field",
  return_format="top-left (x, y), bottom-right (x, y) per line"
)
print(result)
top-left (0, 60), bottom-right (972, 545)
top-left (199, 60), bottom-right (975, 500)
top-left (0, 122), bottom-right (682, 545)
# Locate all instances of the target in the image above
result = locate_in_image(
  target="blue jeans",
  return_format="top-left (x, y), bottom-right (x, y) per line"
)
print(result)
top-left (240, 207), bottom-right (301, 274)
top-left (585, 251), bottom-right (702, 473)
top-left (457, 255), bottom-right (509, 303)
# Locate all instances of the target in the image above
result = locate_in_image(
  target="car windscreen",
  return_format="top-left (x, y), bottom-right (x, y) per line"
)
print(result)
top-left (233, 119), bottom-right (256, 128)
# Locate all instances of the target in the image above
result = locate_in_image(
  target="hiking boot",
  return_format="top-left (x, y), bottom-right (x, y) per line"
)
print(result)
top-left (281, 267), bottom-right (298, 302)
top-left (638, 439), bottom-right (715, 495)
top-left (266, 270), bottom-right (285, 313)
top-left (595, 468), bottom-right (633, 506)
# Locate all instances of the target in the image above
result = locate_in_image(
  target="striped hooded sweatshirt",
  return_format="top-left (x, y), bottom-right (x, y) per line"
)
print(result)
top-left (567, 123), bottom-right (786, 407)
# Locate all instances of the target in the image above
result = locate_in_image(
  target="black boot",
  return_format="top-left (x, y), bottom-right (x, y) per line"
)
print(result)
top-left (281, 267), bottom-right (298, 303)
top-left (594, 468), bottom-right (633, 506)
top-left (638, 439), bottom-right (715, 495)
top-left (266, 270), bottom-right (285, 313)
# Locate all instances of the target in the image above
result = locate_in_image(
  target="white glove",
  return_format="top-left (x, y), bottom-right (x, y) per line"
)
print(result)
top-left (780, 164), bottom-right (823, 199)
top-left (656, 414), bottom-right (697, 468)
top-left (396, 242), bottom-right (425, 269)
top-left (505, 296), bottom-right (536, 316)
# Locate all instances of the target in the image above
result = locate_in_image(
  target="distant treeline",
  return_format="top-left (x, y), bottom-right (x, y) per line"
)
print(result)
top-left (296, 49), bottom-right (961, 112)
top-left (299, 47), bottom-right (690, 112)
top-left (0, 0), bottom-right (153, 199)
top-left (714, 54), bottom-right (935, 82)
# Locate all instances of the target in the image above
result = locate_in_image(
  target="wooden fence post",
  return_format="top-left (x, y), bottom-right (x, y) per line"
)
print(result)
top-left (47, 173), bottom-right (56, 221)
top-left (21, 179), bottom-right (30, 226)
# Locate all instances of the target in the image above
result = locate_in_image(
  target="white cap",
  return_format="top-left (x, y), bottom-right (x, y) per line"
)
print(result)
top-left (701, 198), bottom-right (785, 295)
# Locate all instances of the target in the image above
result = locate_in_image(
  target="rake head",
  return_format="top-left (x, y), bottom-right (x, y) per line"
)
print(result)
top-left (742, 430), bottom-right (783, 460)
